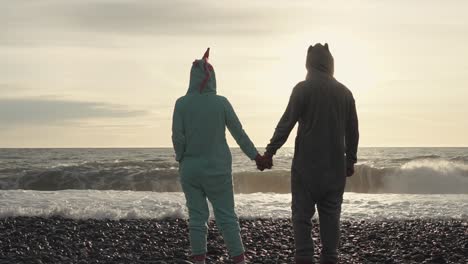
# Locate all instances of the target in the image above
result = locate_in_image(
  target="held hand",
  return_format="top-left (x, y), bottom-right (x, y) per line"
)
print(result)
top-left (263, 152), bottom-right (273, 170)
top-left (346, 164), bottom-right (355, 177)
top-left (255, 154), bottom-right (265, 171)
top-left (255, 153), bottom-right (273, 171)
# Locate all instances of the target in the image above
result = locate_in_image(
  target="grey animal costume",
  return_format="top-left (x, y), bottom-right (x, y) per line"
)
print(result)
top-left (266, 44), bottom-right (359, 264)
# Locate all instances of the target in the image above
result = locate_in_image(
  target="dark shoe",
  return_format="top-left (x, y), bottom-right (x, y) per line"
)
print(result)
top-left (233, 253), bottom-right (246, 264)
top-left (295, 257), bottom-right (314, 264)
top-left (191, 254), bottom-right (206, 264)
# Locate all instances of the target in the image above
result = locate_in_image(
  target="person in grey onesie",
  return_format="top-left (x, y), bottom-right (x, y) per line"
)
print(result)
top-left (262, 43), bottom-right (359, 264)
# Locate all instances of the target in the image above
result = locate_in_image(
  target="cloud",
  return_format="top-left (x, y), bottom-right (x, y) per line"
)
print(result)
top-left (0, 97), bottom-right (148, 127)
top-left (0, 0), bottom-right (286, 47)
top-left (59, 1), bottom-right (274, 35)
top-left (4, 0), bottom-right (467, 48)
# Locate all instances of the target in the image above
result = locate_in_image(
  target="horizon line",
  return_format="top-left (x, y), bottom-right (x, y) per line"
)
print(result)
top-left (1, 146), bottom-right (468, 149)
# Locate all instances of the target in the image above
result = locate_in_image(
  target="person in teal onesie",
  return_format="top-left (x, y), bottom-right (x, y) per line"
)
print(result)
top-left (172, 48), bottom-right (263, 264)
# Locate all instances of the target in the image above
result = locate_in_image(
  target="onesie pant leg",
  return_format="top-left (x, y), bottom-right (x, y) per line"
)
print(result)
top-left (317, 190), bottom-right (343, 264)
top-left (291, 172), bottom-right (317, 263)
top-left (181, 179), bottom-right (210, 256)
top-left (205, 175), bottom-right (244, 257)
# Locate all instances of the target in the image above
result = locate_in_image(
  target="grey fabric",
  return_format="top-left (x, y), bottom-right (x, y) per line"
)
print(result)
top-left (266, 43), bottom-right (359, 177)
top-left (266, 44), bottom-right (359, 263)
top-left (292, 168), bottom-right (345, 263)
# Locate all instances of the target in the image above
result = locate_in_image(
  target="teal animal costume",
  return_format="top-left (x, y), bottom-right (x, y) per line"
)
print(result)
top-left (172, 48), bottom-right (258, 261)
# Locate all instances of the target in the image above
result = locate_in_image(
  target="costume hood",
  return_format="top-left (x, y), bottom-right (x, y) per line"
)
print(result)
top-left (187, 48), bottom-right (217, 94)
top-left (306, 43), bottom-right (334, 77)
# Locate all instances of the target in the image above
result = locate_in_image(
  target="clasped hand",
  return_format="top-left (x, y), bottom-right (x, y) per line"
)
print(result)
top-left (255, 153), bottom-right (273, 171)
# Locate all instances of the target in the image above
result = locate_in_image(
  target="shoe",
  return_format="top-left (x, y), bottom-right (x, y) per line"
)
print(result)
top-left (295, 257), bottom-right (314, 264)
top-left (192, 254), bottom-right (206, 264)
top-left (233, 253), bottom-right (246, 264)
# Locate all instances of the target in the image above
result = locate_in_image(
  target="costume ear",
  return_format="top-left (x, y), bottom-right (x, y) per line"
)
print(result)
top-left (202, 48), bottom-right (210, 60)
top-left (324, 43), bottom-right (329, 50)
top-left (308, 45), bottom-right (314, 53)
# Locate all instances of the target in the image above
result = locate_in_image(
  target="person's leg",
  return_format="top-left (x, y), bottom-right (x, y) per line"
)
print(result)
top-left (316, 189), bottom-right (344, 264)
top-left (291, 170), bottom-right (317, 264)
top-left (181, 179), bottom-right (210, 259)
top-left (205, 175), bottom-right (245, 261)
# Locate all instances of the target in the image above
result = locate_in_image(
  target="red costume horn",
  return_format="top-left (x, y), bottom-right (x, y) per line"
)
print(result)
top-left (202, 48), bottom-right (210, 60)
top-left (199, 48), bottom-right (211, 93)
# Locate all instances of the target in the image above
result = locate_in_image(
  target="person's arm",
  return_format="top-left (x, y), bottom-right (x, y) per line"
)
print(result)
top-left (266, 85), bottom-right (304, 155)
top-left (171, 100), bottom-right (185, 162)
top-left (224, 98), bottom-right (258, 160)
top-left (345, 96), bottom-right (359, 175)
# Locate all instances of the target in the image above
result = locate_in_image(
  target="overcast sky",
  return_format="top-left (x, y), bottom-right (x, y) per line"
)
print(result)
top-left (1, 0), bottom-right (468, 147)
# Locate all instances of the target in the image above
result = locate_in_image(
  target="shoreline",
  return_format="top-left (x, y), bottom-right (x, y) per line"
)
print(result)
top-left (0, 217), bottom-right (466, 263)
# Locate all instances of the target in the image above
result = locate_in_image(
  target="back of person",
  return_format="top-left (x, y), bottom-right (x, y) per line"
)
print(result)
top-left (176, 93), bottom-right (232, 176)
top-left (294, 64), bottom-right (356, 187)
top-left (266, 44), bottom-right (358, 187)
top-left (172, 48), bottom-right (259, 264)
top-left (264, 43), bottom-right (359, 264)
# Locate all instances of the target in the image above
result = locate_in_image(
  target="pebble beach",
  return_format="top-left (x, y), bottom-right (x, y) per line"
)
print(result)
top-left (0, 217), bottom-right (466, 264)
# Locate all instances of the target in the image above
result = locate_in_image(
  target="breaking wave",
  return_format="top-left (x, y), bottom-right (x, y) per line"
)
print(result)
top-left (0, 159), bottom-right (467, 194)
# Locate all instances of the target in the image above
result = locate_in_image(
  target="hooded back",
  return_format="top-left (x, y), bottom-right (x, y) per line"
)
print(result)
top-left (266, 43), bottom-right (359, 185)
top-left (172, 48), bottom-right (257, 177)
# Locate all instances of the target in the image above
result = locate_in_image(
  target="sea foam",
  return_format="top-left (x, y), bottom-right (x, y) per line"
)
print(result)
top-left (0, 190), bottom-right (466, 220)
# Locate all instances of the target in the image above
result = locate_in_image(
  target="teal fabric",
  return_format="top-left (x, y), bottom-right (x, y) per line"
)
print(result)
top-left (181, 174), bottom-right (244, 256)
top-left (172, 54), bottom-right (257, 257)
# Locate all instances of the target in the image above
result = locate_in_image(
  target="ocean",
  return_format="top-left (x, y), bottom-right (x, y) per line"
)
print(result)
top-left (0, 148), bottom-right (467, 220)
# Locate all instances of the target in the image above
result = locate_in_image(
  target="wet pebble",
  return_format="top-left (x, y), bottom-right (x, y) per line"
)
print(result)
top-left (0, 217), bottom-right (465, 263)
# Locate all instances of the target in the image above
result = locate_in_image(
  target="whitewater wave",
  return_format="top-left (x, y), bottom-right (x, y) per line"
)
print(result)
top-left (1, 190), bottom-right (466, 220)
top-left (350, 160), bottom-right (468, 193)
top-left (0, 159), bottom-right (467, 194)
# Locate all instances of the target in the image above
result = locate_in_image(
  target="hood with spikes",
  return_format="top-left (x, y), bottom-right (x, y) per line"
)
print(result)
top-left (306, 43), bottom-right (334, 76)
top-left (187, 48), bottom-right (217, 94)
